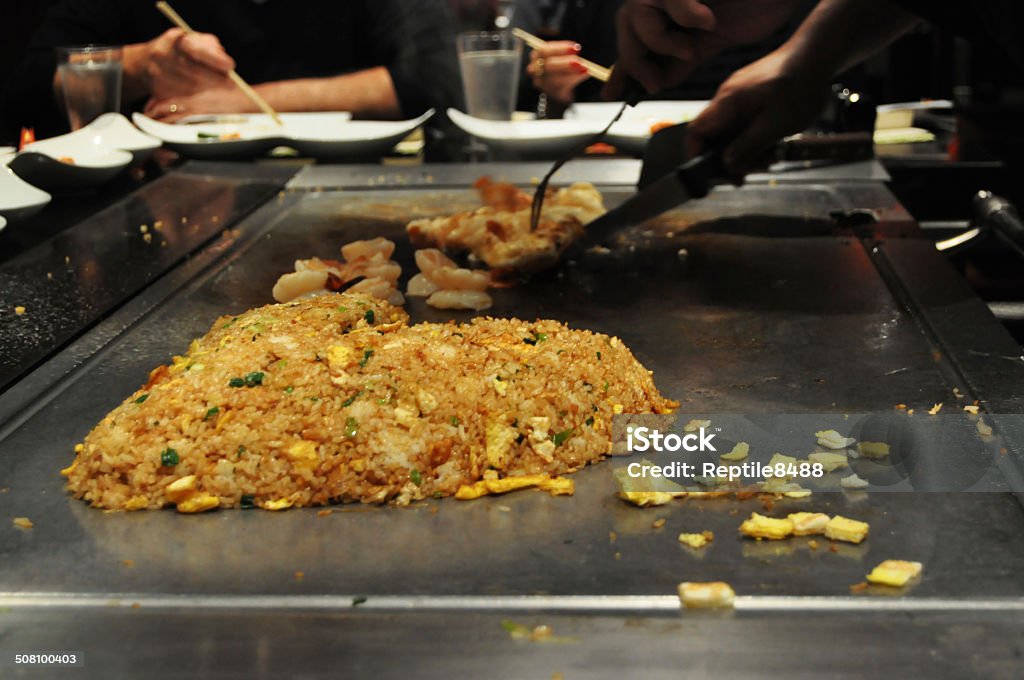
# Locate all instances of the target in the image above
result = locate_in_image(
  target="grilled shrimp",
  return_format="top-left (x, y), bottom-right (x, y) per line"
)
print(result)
top-left (406, 272), bottom-right (440, 297)
top-left (426, 266), bottom-right (489, 291)
top-left (349, 277), bottom-right (405, 306)
top-left (414, 248), bottom-right (458, 276)
top-left (272, 270), bottom-right (329, 303)
top-left (426, 290), bottom-right (493, 311)
top-left (341, 237), bottom-right (396, 263)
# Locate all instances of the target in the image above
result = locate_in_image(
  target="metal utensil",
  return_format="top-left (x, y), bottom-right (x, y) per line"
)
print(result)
top-left (582, 146), bottom-right (728, 245)
top-left (529, 87), bottom-right (643, 231)
top-left (582, 121), bottom-right (875, 245)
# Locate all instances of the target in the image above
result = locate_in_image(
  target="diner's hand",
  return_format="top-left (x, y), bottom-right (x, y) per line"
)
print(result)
top-left (124, 28), bottom-right (236, 102)
top-left (145, 86), bottom-right (254, 122)
top-left (526, 41), bottom-right (591, 106)
top-left (604, 0), bottom-right (801, 98)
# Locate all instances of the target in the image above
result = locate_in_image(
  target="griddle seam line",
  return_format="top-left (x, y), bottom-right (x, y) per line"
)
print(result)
top-left (2, 593), bottom-right (1023, 613)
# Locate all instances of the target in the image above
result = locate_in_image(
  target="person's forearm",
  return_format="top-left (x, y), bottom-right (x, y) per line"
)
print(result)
top-left (781, 0), bottom-right (921, 80)
top-left (254, 67), bottom-right (401, 119)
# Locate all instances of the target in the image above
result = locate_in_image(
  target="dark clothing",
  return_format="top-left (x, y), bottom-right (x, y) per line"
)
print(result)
top-left (895, 0), bottom-right (1024, 70)
top-left (2, 0), bottom-right (463, 139)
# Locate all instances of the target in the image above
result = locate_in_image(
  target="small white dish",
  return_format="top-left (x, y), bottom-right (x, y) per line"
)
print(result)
top-left (566, 101), bottom-right (709, 154)
top-left (132, 112), bottom-right (278, 159)
top-left (8, 142), bottom-right (133, 193)
top-left (133, 110), bottom-right (432, 160)
top-left (287, 110), bottom-right (435, 158)
top-left (447, 108), bottom-right (604, 158)
top-left (6, 113), bottom-right (153, 192)
top-left (73, 112), bottom-right (163, 164)
top-left (0, 165), bottom-right (52, 221)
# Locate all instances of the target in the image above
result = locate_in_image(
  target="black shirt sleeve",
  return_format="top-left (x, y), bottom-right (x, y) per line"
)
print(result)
top-left (364, 0), bottom-right (464, 117)
top-left (1, 0), bottom-right (464, 140)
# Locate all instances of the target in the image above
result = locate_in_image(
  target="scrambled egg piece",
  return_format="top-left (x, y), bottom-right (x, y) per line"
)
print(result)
top-left (857, 442), bottom-right (890, 459)
top-left (720, 442), bottom-right (749, 461)
top-left (678, 531), bottom-right (714, 549)
top-left (677, 582), bottom-right (735, 609)
top-left (767, 453), bottom-right (798, 471)
top-left (286, 440), bottom-right (319, 470)
top-left (538, 477), bottom-right (574, 496)
top-left (788, 512), bottom-right (829, 536)
top-left (455, 474), bottom-right (574, 500)
top-left (176, 493), bottom-right (220, 514)
top-left (124, 496), bottom-right (150, 511)
top-left (816, 430), bottom-right (856, 450)
top-left (12, 517), bottom-right (33, 529)
top-left (866, 560), bottom-right (923, 587)
top-left (164, 474), bottom-right (221, 513)
top-left (808, 451), bottom-right (848, 472)
top-left (618, 491), bottom-right (683, 507)
top-left (325, 344), bottom-right (355, 368)
top-left (683, 419), bottom-right (710, 432)
top-left (485, 419), bottom-right (518, 470)
top-left (263, 498), bottom-right (295, 511)
top-left (164, 475), bottom-right (197, 504)
top-left (840, 473), bottom-right (869, 490)
top-left (739, 512), bottom-right (794, 540)
top-left (825, 515), bottom-right (870, 544)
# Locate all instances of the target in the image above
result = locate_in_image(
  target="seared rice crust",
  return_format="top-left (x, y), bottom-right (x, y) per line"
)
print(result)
top-left (64, 294), bottom-right (676, 510)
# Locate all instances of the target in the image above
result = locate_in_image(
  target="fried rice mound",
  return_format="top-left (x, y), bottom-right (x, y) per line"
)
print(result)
top-left (63, 293), bottom-right (676, 511)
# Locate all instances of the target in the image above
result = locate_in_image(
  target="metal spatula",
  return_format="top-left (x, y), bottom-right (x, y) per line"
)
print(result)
top-left (581, 121), bottom-right (875, 245)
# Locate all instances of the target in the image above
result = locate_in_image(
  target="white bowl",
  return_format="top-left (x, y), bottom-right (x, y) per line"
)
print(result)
top-left (8, 142), bottom-right (133, 192)
top-left (72, 112), bottom-right (163, 163)
top-left (0, 165), bottom-right (52, 221)
top-left (287, 110), bottom-right (435, 158)
top-left (447, 108), bottom-right (604, 158)
top-left (133, 110), bottom-right (433, 160)
top-left (132, 112), bottom-right (283, 159)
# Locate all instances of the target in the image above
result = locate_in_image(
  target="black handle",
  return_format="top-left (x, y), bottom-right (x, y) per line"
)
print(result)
top-left (676, 148), bottom-right (730, 200)
top-left (972, 190), bottom-right (1024, 260)
top-left (622, 79), bottom-right (645, 107)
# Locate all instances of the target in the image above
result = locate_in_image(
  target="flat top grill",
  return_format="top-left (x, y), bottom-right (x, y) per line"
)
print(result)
top-left (2, 162), bottom-right (1023, 678)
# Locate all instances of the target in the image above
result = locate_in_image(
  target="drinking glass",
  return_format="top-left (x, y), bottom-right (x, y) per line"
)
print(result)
top-left (457, 32), bottom-right (522, 120)
top-left (57, 45), bottom-right (123, 130)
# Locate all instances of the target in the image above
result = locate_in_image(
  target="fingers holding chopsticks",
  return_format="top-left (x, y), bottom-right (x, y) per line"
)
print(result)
top-left (527, 42), bottom-right (592, 105)
top-left (137, 27), bottom-right (235, 101)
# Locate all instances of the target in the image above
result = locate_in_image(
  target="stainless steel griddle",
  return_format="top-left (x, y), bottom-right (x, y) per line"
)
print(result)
top-left (1, 161), bottom-right (1023, 678)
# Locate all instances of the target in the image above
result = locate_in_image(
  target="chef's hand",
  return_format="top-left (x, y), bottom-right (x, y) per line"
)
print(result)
top-left (145, 85), bottom-right (255, 122)
top-left (124, 28), bottom-right (235, 102)
top-left (605, 0), bottom-right (802, 98)
top-left (687, 47), bottom-right (831, 175)
top-left (526, 41), bottom-right (591, 106)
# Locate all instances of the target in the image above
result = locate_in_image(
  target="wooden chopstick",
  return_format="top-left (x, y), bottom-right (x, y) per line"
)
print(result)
top-left (512, 28), bottom-right (611, 83)
top-left (155, 1), bottom-right (284, 126)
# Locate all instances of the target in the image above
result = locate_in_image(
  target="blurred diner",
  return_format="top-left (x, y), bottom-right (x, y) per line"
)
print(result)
top-left (1, 0), bottom-right (463, 145)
